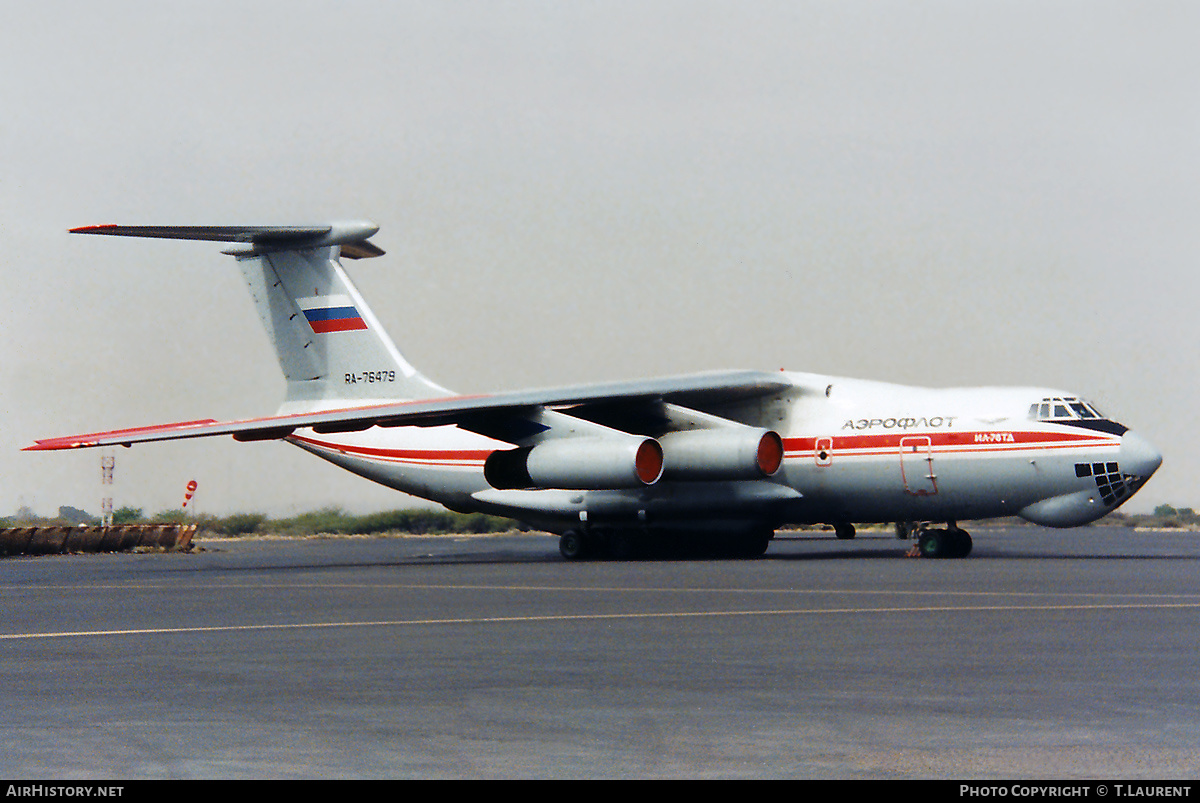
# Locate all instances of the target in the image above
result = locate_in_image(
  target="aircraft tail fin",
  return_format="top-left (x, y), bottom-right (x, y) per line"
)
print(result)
top-left (71, 221), bottom-right (449, 412)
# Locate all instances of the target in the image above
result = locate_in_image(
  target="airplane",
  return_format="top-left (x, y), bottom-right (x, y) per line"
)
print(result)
top-left (26, 221), bottom-right (1163, 560)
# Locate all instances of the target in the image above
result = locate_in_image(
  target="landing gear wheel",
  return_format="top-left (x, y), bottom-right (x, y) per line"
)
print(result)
top-left (558, 529), bottom-right (589, 561)
top-left (916, 527), bottom-right (973, 559)
top-left (917, 529), bottom-right (946, 558)
top-left (738, 529), bottom-right (774, 558)
top-left (948, 528), bottom-right (973, 558)
top-left (834, 523), bottom-right (856, 540)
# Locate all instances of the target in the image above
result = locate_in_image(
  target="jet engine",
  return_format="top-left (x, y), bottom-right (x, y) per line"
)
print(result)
top-left (658, 427), bottom-right (784, 480)
top-left (484, 437), bottom-right (664, 490)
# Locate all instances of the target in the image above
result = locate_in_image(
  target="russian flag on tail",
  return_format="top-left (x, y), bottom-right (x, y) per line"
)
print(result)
top-left (298, 295), bottom-right (368, 333)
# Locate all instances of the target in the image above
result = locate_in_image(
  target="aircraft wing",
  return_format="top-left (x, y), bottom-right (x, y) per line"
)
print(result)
top-left (25, 370), bottom-right (792, 451)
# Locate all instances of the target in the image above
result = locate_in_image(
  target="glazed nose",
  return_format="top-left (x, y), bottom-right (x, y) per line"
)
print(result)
top-left (1120, 430), bottom-right (1163, 480)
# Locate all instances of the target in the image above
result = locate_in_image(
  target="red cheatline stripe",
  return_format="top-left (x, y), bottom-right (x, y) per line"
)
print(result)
top-left (291, 435), bottom-right (493, 464)
top-left (783, 430), bottom-right (1116, 454)
top-left (293, 430), bottom-right (1117, 471)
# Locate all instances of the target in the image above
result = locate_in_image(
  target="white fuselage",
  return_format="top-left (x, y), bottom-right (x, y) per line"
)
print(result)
top-left (284, 371), bottom-right (1162, 535)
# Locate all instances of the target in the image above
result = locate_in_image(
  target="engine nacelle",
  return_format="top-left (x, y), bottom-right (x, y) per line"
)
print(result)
top-left (658, 428), bottom-right (784, 481)
top-left (484, 437), bottom-right (664, 490)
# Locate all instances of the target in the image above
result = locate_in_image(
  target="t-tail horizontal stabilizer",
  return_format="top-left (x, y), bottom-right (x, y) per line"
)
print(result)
top-left (69, 221), bottom-right (386, 259)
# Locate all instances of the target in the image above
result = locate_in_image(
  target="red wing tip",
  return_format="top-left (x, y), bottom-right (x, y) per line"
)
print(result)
top-left (26, 418), bottom-right (222, 451)
top-left (69, 225), bottom-right (119, 233)
top-left (24, 440), bottom-right (95, 451)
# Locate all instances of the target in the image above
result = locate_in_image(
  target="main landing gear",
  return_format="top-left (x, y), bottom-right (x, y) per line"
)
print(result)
top-left (558, 529), bottom-right (591, 561)
top-left (909, 523), bottom-right (973, 559)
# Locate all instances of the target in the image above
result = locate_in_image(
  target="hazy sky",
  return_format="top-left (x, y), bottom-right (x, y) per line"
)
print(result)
top-left (2, 1), bottom-right (1196, 518)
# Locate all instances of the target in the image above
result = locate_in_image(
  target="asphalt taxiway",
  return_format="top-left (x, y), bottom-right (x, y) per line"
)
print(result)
top-left (1, 526), bottom-right (1198, 779)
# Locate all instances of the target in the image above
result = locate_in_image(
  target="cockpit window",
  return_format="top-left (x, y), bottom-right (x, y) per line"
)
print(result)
top-left (1029, 396), bottom-right (1105, 421)
top-left (1069, 402), bottom-right (1096, 419)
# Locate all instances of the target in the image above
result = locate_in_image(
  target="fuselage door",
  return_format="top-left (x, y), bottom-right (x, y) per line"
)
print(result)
top-left (900, 435), bottom-right (937, 496)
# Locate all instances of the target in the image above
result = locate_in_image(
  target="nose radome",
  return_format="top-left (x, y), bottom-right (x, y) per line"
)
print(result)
top-left (1120, 430), bottom-right (1163, 479)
